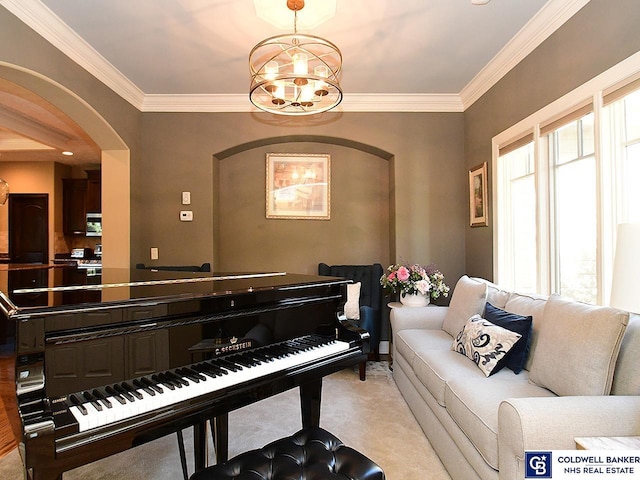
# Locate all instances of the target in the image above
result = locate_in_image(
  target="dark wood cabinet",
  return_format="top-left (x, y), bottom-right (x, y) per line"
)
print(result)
top-left (62, 170), bottom-right (101, 235)
top-left (86, 170), bottom-right (101, 213)
top-left (62, 179), bottom-right (87, 235)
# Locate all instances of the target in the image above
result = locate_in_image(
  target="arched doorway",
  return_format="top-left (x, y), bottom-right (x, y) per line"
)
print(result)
top-left (0, 63), bottom-right (131, 269)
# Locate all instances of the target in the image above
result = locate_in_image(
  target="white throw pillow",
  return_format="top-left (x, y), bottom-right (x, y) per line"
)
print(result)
top-left (452, 315), bottom-right (522, 377)
top-left (344, 282), bottom-right (361, 320)
top-left (442, 275), bottom-right (488, 337)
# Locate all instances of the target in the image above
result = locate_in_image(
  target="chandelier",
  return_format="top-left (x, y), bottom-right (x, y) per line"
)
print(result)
top-left (249, 0), bottom-right (342, 116)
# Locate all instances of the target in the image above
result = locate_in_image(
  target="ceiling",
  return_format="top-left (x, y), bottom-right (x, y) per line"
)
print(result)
top-left (0, 0), bottom-right (590, 165)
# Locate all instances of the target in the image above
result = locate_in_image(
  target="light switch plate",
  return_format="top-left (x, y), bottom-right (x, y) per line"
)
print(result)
top-left (180, 210), bottom-right (193, 221)
top-left (182, 191), bottom-right (191, 205)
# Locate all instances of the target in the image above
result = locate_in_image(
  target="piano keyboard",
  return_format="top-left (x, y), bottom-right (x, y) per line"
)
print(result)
top-left (65, 335), bottom-right (349, 433)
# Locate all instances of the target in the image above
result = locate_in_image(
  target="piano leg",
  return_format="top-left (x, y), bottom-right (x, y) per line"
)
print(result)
top-left (30, 469), bottom-right (62, 480)
top-left (193, 421), bottom-right (207, 472)
top-left (300, 378), bottom-right (322, 428)
top-left (213, 414), bottom-right (228, 465)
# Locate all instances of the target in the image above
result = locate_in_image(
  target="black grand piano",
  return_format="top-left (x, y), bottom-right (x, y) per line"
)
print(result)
top-left (0, 266), bottom-right (368, 480)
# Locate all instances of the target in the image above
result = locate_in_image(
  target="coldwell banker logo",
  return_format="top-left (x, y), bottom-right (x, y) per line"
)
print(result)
top-left (525, 452), bottom-right (552, 478)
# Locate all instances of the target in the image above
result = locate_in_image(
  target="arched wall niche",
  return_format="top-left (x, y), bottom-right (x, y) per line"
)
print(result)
top-left (0, 63), bottom-right (131, 270)
top-left (213, 135), bottom-right (395, 275)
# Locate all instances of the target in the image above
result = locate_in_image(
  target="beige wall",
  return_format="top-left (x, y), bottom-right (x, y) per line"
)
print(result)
top-left (138, 112), bottom-right (466, 283)
top-left (464, 0), bottom-right (640, 280)
top-left (219, 143), bottom-right (390, 275)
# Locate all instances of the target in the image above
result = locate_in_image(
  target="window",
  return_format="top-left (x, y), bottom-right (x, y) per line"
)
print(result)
top-left (494, 60), bottom-right (640, 306)
top-left (496, 140), bottom-right (536, 293)
top-left (548, 112), bottom-right (597, 304)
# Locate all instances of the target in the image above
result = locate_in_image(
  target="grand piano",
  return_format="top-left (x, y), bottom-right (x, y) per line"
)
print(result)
top-left (0, 266), bottom-right (368, 480)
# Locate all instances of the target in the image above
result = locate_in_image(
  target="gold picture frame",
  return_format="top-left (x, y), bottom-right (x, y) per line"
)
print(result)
top-left (266, 153), bottom-right (331, 220)
top-left (469, 162), bottom-right (488, 227)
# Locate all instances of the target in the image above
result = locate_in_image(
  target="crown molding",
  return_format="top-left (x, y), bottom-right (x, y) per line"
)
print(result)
top-left (142, 93), bottom-right (464, 113)
top-left (2, 0), bottom-right (590, 113)
top-left (0, 0), bottom-right (146, 109)
top-left (460, 0), bottom-right (592, 109)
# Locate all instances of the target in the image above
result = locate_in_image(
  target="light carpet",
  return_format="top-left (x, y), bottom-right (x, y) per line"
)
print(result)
top-left (0, 362), bottom-right (451, 479)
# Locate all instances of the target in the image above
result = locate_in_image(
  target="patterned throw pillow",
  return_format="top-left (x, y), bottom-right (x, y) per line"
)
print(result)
top-left (452, 315), bottom-right (523, 377)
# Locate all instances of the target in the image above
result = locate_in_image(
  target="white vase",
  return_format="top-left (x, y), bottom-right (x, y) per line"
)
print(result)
top-left (400, 292), bottom-right (430, 307)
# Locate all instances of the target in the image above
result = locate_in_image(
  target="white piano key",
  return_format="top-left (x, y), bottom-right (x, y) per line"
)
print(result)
top-left (69, 338), bottom-right (350, 432)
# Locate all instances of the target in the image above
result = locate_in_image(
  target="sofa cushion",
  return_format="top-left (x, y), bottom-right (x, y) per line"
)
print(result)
top-left (444, 374), bottom-right (556, 470)
top-left (412, 349), bottom-right (484, 406)
top-left (452, 315), bottom-right (522, 376)
top-left (483, 303), bottom-right (533, 374)
top-left (442, 276), bottom-right (488, 337)
top-left (529, 294), bottom-right (629, 396)
top-left (503, 292), bottom-right (547, 371)
top-left (395, 328), bottom-right (453, 367)
top-left (472, 277), bottom-right (511, 309)
top-left (612, 313), bottom-right (640, 395)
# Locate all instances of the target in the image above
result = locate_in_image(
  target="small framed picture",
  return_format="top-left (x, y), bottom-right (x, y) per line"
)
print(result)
top-left (266, 153), bottom-right (330, 220)
top-left (469, 162), bottom-right (488, 227)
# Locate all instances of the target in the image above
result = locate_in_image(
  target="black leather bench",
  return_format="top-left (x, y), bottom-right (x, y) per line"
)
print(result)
top-left (189, 427), bottom-right (385, 480)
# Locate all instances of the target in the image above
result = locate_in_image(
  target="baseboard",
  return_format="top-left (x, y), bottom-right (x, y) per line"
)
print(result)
top-left (379, 341), bottom-right (389, 355)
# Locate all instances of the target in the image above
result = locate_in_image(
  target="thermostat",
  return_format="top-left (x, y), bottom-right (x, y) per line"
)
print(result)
top-left (180, 210), bottom-right (193, 221)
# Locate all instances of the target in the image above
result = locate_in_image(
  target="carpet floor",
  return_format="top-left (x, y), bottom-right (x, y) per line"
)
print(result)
top-left (0, 362), bottom-right (451, 480)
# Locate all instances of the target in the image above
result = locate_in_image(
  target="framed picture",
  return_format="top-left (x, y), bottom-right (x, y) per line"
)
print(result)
top-left (469, 162), bottom-right (488, 227)
top-left (266, 153), bottom-right (330, 220)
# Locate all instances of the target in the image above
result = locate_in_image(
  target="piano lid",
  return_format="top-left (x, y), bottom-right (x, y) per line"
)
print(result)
top-left (0, 266), bottom-right (347, 316)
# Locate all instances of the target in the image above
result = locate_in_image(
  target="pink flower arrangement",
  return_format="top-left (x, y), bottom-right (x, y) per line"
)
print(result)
top-left (380, 262), bottom-right (450, 300)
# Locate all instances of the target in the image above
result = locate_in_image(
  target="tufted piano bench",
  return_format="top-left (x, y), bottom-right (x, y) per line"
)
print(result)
top-left (189, 426), bottom-right (385, 480)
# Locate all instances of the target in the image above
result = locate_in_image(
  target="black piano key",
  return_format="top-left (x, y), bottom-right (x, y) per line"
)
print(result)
top-left (217, 358), bottom-right (242, 372)
top-left (152, 374), bottom-right (175, 390)
top-left (141, 376), bottom-right (163, 394)
top-left (193, 362), bottom-right (223, 378)
top-left (120, 382), bottom-right (144, 400)
top-left (176, 367), bottom-right (204, 383)
top-left (113, 383), bottom-right (135, 402)
top-left (132, 379), bottom-right (155, 396)
top-left (82, 391), bottom-right (103, 412)
top-left (165, 371), bottom-right (189, 387)
top-left (105, 385), bottom-right (127, 405)
top-left (160, 372), bottom-right (185, 389)
top-left (204, 360), bottom-right (229, 376)
top-left (228, 356), bottom-right (249, 368)
top-left (92, 389), bottom-right (112, 409)
top-left (68, 394), bottom-right (88, 415)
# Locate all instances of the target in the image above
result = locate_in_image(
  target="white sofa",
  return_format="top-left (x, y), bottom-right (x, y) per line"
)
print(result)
top-left (391, 275), bottom-right (640, 480)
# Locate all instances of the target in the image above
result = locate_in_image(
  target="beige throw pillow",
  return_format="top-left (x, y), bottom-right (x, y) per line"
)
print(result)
top-left (344, 282), bottom-right (361, 320)
top-left (442, 275), bottom-right (488, 337)
top-left (528, 294), bottom-right (629, 396)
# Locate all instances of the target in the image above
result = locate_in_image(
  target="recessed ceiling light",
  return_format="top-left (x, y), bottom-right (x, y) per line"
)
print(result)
top-left (62, 151), bottom-right (74, 156)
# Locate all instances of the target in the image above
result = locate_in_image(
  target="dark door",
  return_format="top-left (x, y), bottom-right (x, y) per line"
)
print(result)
top-left (9, 194), bottom-right (49, 264)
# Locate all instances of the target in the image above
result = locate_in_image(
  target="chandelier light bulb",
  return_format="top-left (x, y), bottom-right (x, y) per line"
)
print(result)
top-left (265, 61), bottom-right (279, 80)
top-left (272, 81), bottom-right (286, 105)
top-left (293, 52), bottom-right (308, 75)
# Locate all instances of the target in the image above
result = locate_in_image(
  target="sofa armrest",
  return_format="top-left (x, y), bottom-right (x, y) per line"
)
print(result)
top-left (390, 305), bottom-right (448, 332)
top-left (498, 396), bottom-right (640, 480)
